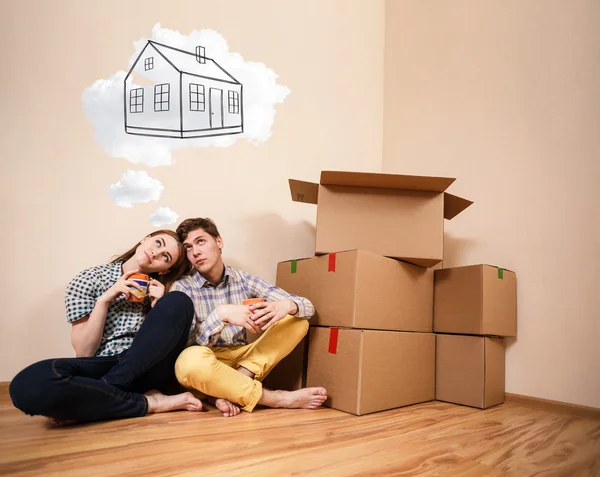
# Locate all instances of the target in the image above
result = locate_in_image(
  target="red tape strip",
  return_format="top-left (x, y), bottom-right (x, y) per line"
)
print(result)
top-left (328, 328), bottom-right (339, 354)
top-left (328, 253), bottom-right (336, 272)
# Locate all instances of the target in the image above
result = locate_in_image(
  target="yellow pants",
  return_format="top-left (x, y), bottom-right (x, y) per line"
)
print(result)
top-left (175, 315), bottom-right (309, 412)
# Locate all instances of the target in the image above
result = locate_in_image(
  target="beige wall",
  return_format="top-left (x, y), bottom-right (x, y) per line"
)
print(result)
top-left (0, 0), bottom-right (384, 380)
top-left (384, 0), bottom-right (600, 407)
top-left (3, 0), bottom-right (598, 409)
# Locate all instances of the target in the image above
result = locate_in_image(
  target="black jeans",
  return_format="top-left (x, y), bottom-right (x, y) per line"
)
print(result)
top-left (9, 291), bottom-right (194, 423)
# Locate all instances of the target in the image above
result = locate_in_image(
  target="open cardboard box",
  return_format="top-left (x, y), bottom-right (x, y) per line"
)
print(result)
top-left (289, 171), bottom-right (472, 267)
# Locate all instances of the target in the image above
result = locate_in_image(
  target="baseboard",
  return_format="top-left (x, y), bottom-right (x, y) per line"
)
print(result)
top-left (1, 380), bottom-right (597, 419)
top-left (505, 393), bottom-right (600, 419)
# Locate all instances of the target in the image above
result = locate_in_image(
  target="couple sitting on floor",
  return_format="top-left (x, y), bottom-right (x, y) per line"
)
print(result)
top-left (10, 217), bottom-right (327, 424)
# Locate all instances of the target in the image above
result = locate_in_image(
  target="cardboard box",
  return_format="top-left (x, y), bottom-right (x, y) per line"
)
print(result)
top-left (289, 171), bottom-right (472, 267)
top-left (276, 250), bottom-right (434, 332)
top-left (262, 336), bottom-right (307, 391)
top-left (435, 334), bottom-right (505, 409)
top-left (434, 265), bottom-right (517, 336)
top-left (306, 327), bottom-right (435, 415)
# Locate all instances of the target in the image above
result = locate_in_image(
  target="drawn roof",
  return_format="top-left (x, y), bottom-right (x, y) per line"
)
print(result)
top-left (126, 40), bottom-right (241, 85)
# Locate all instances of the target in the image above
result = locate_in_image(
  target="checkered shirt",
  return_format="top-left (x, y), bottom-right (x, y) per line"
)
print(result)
top-left (171, 265), bottom-right (314, 347)
top-left (65, 261), bottom-right (146, 357)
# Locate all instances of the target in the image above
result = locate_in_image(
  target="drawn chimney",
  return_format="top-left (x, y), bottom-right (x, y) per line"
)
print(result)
top-left (195, 45), bottom-right (206, 64)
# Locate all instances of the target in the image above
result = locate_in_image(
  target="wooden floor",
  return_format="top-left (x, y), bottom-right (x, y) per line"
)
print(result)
top-left (0, 389), bottom-right (599, 477)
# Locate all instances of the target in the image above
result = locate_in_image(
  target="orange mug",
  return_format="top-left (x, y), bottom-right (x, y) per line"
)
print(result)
top-left (243, 297), bottom-right (264, 306)
top-left (127, 273), bottom-right (150, 302)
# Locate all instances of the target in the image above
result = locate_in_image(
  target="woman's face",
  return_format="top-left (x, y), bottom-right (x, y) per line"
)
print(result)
top-left (134, 234), bottom-right (180, 275)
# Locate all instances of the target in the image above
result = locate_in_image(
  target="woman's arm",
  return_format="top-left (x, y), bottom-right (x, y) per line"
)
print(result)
top-left (68, 269), bottom-right (144, 357)
top-left (70, 297), bottom-right (111, 357)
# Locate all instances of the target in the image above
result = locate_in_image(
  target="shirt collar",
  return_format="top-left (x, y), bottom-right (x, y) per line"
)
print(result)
top-left (110, 260), bottom-right (124, 280)
top-left (194, 264), bottom-right (233, 288)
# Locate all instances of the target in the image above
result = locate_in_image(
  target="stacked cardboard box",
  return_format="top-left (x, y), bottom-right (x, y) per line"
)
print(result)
top-left (434, 265), bottom-right (517, 408)
top-left (255, 172), bottom-right (426, 411)
top-left (262, 170), bottom-right (516, 415)
top-left (275, 250), bottom-right (435, 415)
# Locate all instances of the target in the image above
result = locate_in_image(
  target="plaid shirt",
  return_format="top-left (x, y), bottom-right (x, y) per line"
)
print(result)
top-left (64, 261), bottom-right (146, 357)
top-left (171, 265), bottom-right (314, 347)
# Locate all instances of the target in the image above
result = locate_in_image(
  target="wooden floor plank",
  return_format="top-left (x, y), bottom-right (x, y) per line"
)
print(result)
top-left (1, 393), bottom-right (599, 476)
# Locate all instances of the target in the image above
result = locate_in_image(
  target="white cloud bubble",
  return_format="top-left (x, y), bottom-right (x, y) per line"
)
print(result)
top-left (149, 207), bottom-right (179, 227)
top-left (82, 23), bottom-right (291, 167)
top-left (109, 170), bottom-right (164, 208)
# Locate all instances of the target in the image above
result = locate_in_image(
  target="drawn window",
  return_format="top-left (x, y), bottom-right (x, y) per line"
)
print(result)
top-left (189, 84), bottom-right (205, 111)
top-left (228, 90), bottom-right (240, 114)
top-left (195, 46), bottom-right (206, 64)
top-left (154, 83), bottom-right (170, 112)
top-left (129, 88), bottom-right (144, 113)
top-left (144, 57), bottom-right (154, 71)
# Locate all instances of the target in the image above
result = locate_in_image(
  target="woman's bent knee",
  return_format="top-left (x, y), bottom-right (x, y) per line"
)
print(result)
top-left (9, 359), bottom-right (55, 416)
top-left (161, 291), bottom-right (194, 314)
top-left (149, 291), bottom-right (195, 326)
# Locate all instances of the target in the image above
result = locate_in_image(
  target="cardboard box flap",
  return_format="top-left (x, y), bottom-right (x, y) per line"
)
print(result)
top-left (289, 179), bottom-right (319, 204)
top-left (320, 171), bottom-right (456, 192)
top-left (278, 255), bottom-right (316, 265)
top-left (444, 192), bottom-right (473, 220)
top-left (482, 264), bottom-right (515, 273)
top-left (279, 249), bottom-right (359, 265)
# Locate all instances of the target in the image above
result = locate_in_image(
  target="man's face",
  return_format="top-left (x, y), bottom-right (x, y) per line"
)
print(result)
top-left (182, 228), bottom-right (224, 274)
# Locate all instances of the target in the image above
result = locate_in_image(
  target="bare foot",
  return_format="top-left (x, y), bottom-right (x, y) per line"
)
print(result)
top-left (259, 387), bottom-right (327, 409)
top-left (144, 390), bottom-right (203, 414)
top-left (207, 397), bottom-right (241, 417)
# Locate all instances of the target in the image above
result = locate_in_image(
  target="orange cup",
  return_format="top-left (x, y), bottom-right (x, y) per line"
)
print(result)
top-left (243, 297), bottom-right (265, 306)
top-left (127, 273), bottom-right (150, 302)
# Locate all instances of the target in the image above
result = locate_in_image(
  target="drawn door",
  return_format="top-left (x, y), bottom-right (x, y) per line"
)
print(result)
top-left (209, 88), bottom-right (223, 128)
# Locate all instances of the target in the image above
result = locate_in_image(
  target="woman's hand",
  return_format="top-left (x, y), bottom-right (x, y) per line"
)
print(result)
top-left (99, 269), bottom-right (145, 303)
top-left (148, 279), bottom-right (165, 308)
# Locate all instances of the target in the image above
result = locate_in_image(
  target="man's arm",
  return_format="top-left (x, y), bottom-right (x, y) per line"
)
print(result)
top-left (244, 272), bottom-right (315, 318)
top-left (241, 271), bottom-right (315, 330)
top-left (170, 280), bottom-right (258, 346)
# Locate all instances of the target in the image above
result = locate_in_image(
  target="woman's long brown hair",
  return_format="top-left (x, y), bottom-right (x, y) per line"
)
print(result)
top-left (111, 229), bottom-right (191, 293)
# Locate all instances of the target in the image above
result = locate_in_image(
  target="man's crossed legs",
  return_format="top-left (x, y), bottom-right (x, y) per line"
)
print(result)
top-left (175, 315), bottom-right (327, 416)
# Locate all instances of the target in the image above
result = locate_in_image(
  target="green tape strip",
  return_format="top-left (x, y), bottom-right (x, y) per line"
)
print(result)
top-left (498, 267), bottom-right (504, 279)
top-left (291, 260), bottom-right (297, 274)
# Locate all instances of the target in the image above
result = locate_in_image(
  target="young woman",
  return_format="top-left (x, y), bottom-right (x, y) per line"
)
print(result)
top-left (9, 229), bottom-right (204, 425)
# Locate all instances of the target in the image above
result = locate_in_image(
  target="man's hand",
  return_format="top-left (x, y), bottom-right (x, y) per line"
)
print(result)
top-left (250, 299), bottom-right (298, 331)
top-left (217, 305), bottom-right (260, 334)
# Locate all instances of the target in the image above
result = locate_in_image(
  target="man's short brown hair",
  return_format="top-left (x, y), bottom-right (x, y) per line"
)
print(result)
top-left (176, 217), bottom-right (221, 242)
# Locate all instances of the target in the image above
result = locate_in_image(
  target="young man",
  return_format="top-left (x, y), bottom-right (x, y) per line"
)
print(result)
top-left (171, 217), bottom-right (327, 417)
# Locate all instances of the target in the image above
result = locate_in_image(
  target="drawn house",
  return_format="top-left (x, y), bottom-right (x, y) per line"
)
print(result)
top-left (124, 40), bottom-right (243, 138)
